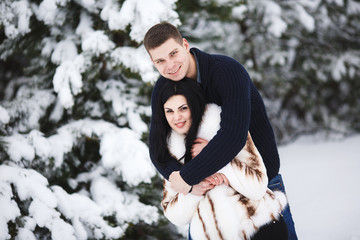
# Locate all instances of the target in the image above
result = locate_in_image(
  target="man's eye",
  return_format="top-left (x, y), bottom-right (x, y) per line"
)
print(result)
top-left (156, 60), bottom-right (163, 64)
top-left (170, 51), bottom-right (177, 56)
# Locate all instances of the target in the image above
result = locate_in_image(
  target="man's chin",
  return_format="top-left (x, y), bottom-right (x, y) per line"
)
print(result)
top-left (166, 76), bottom-right (184, 81)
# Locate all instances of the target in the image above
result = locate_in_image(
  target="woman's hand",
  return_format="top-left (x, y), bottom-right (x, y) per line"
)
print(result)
top-left (190, 179), bottom-right (215, 196)
top-left (190, 173), bottom-right (229, 196)
top-left (205, 173), bottom-right (229, 186)
top-left (191, 138), bottom-right (209, 158)
top-left (169, 171), bottom-right (192, 194)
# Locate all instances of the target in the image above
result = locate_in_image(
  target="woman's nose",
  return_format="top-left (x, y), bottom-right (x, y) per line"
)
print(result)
top-left (174, 112), bottom-right (181, 120)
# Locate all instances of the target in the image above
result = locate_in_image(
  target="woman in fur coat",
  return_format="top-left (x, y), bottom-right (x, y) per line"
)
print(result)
top-left (152, 78), bottom-right (288, 240)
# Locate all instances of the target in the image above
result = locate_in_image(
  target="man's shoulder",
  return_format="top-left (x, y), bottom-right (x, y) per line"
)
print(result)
top-left (192, 47), bottom-right (243, 69)
top-left (153, 76), bottom-right (167, 88)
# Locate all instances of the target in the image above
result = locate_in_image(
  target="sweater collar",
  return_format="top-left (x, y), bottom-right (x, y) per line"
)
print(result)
top-left (190, 48), bottom-right (201, 85)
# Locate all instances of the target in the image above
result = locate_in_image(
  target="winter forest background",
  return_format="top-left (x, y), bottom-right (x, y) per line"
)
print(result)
top-left (0, 0), bottom-right (359, 239)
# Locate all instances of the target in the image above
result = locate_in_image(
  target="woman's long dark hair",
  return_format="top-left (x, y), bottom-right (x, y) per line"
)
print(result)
top-left (153, 78), bottom-right (206, 165)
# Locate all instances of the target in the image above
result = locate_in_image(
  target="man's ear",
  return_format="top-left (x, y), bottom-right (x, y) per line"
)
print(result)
top-left (183, 38), bottom-right (190, 51)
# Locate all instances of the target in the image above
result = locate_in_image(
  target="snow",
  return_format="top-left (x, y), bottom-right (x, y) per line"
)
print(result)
top-left (261, 1), bottom-right (287, 37)
top-left (2, 132), bottom-right (359, 239)
top-left (100, 128), bottom-right (155, 185)
top-left (76, 12), bottom-right (94, 37)
top-left (100, 0), bottom-right (180, 43)
top-left (36, 0), bottom-right (60, 25)
top-left (51, 38), bottom-right (78, 64)
top-left (0, 105), bottom-right (10, 124)
top-left (0, 0), bottom-right (32, 38)
top-left (279, 134), bottom-right (360, 240)
top-left (0, 159), bottom-right (157, 239)
top-left (294, 3), bottom-right (315, 32)
top-left (110, 46), bottom-right (159, 83)
top-left (0, 0), bottom-right (359, 238)
top-left (52, 55), bottom-right (85, 108)
top-left (81, 30), bottom-right (115, 56)
top-left (5, 134), bottom-right (35, 162)
top-left (347, 0), bottom-right (360, 15)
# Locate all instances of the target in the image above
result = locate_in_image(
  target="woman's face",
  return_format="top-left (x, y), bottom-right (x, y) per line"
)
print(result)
top-left (163, 95), bottom-right (192, 135)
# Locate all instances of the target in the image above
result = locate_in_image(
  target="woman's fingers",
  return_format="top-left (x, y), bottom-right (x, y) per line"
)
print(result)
top-left (207, 173), bottom-right (229, 186)
top-left (191, 138), bottom-right (209, 158)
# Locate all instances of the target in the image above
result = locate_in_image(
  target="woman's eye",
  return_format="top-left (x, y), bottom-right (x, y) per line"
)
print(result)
top-left (181, 106), bottom-right (188, 111)
top-left (166, 109), bottom-right (173, 113)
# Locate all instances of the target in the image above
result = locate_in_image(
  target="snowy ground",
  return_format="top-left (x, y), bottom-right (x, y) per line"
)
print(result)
top-left (279, 134), bottom-right (360, 240)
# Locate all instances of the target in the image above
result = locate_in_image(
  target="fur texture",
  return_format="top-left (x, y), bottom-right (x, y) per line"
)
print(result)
top-left (161, 104), bottom-right (287, 240)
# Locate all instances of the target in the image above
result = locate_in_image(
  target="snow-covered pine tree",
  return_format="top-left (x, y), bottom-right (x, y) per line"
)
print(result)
top-left (1, 0), bottom-right (360, 239)
top-left (0, 0), bottom-right (184, 239)
top-left (177, 0), bottom-right (360, 143)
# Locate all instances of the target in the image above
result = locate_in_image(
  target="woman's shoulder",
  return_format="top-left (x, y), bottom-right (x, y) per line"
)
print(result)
top-left (197, 104), bottom-right (222, 141)
top-left (203, 104), bottom-right (221, 122)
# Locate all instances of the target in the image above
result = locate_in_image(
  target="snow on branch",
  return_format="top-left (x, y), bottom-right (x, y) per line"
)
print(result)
top-left (100, 0), bottom-right (180, 43)
top-left (0, 165), bottom-right (132, 239)
top-left (2, 119), bottom-right (156, 184)
top-left (0, 0), bottom-right (32, 39)
top-left (0, 118), bottom-right (158, 238)
top-left (111, 46), bottom-right (158, 83)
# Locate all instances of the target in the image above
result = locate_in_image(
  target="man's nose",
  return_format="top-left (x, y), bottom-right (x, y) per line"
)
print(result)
top-left (167, 59), bottom-right (176, 70)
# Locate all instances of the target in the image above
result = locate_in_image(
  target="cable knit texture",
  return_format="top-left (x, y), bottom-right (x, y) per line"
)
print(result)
top-left (149, 48), bottom-right (280, 185)
top-left (162, 104), bottom-right (287, 240)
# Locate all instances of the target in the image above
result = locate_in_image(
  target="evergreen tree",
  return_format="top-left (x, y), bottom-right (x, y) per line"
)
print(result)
top-left (1, 0), bottom-right (359, 239)
top-left (0, 0), bottom-right (183, 239)
top-left (177, 0), bottom-right (360, 143)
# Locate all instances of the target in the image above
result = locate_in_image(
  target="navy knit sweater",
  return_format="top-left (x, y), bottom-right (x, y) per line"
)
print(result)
top-left (149, 48), bottom-right (280, 185)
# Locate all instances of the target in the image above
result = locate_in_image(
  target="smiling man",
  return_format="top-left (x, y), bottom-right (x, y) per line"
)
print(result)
top-left (144, 22), bottom-right (298, 240)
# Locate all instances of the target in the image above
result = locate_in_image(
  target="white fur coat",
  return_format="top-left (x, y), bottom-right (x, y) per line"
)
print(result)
top-left (161, 104), bottom-right (287, 240)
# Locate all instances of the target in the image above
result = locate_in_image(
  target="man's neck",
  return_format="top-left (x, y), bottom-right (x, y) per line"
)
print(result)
top-left (186, 52), bottom-right (197, 80)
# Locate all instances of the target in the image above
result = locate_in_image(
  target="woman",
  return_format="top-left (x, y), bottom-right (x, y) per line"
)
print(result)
top-left (153, 78), bottom-right (288, 240)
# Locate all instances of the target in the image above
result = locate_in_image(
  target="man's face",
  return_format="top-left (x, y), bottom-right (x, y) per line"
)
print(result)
top-left (149, 38), bottom-right (191, 81)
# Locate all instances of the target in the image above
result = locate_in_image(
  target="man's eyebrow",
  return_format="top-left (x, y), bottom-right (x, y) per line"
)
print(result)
top-left (153, 48), bottom-right (179, 62)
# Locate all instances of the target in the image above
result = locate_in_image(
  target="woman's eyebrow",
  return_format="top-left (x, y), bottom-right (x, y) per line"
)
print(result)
top-left (177, 104), bottom-right (187, 109)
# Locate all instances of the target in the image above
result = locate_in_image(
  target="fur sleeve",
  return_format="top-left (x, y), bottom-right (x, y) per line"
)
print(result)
top-left (161, 179), bottom-right (204, 226)
top-left (218, 133), bottom-right (268, 200)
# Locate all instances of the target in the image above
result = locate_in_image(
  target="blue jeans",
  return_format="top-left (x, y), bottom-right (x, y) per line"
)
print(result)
top-left (188, 225), bottom-right (193, 240)
top-left (268, 174), bottom-right (298, 240)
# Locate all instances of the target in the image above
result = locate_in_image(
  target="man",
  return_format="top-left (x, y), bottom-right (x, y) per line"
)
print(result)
top-left (144, 22), bottom-right (297, 240)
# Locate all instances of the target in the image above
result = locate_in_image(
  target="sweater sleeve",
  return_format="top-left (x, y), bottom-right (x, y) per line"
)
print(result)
top-left (218, 133), bottom-right (268, 200)
top-left (180, 62), bottom-right (251, 185)
top-left (149, 79), bottom-right (183, 180)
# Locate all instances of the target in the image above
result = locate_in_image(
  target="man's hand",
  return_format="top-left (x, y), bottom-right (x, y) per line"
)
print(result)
top-left (190, 173), bottom-right (229, 196)
top-left (191, 138), bottom-right (208, 158)
top-left (190, 179), bottom-right (215, 196)
top-left (169, 171), bottom-right (191, 194)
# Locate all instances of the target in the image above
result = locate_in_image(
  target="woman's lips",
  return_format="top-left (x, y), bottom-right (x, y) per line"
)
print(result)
top-left (175, 122), bottom-right (185, 128)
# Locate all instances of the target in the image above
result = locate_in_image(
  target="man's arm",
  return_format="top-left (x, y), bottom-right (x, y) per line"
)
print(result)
top-left (180, 62), bottom-right (252, 186)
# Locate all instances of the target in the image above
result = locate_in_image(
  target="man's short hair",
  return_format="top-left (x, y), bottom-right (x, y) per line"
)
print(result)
top-left (143, 22), bottom-right (183, 53)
